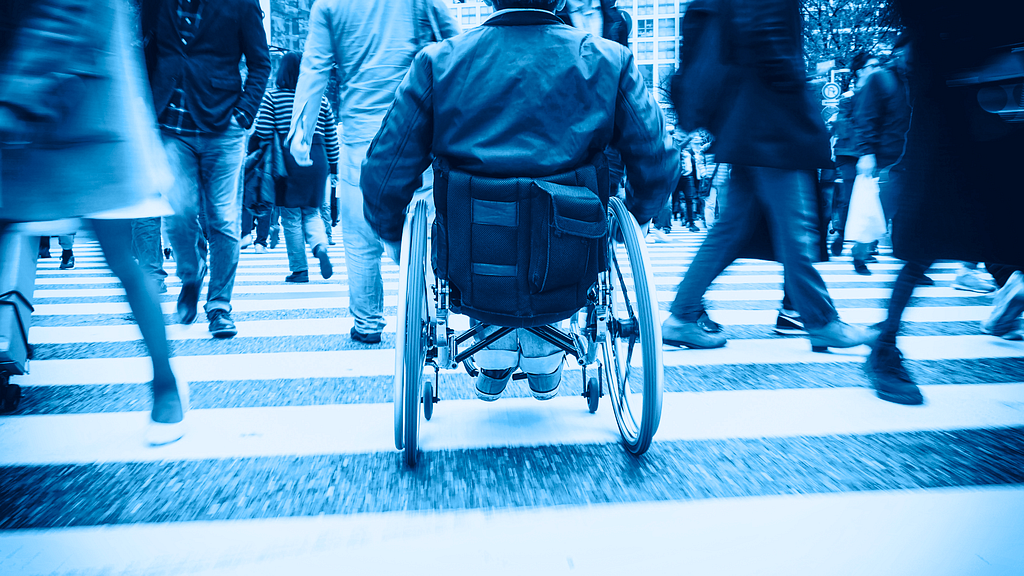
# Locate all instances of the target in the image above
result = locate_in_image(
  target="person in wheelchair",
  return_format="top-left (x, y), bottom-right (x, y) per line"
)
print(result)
top-left (361, 0), bottom-right (678, 401)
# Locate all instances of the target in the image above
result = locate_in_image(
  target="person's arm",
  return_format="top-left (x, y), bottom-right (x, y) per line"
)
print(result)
top-left (234, 0), bottom-right (271, 129)
top-left (612, 50), bottom-right (680, 226)
top-left (361, 50), bottom-right (436, 245)
top-left (320, 97), bottom-right (340, 180)
top-left (289, 1), bottom-right (336, 166)
top-left (853, 75), bottom-right (883, 174)
top-left (0, 0), bottom-right (103, 142)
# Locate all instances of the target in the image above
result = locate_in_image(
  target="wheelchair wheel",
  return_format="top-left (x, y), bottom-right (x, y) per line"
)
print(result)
top-left (394, 199), bottom-right (431, 467)
top-left (586, 376), bottom-right (600, 414)
top-left (601, 197), bottom-right (664, 455)
top-left (423, 379), bottom-right (434, 421)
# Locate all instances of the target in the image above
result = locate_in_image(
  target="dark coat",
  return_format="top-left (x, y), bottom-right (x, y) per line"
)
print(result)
top-left (853, 67), bottom-right (910, 168)
top-left (141, 0), bottom-right (270, 133)
top-left (712, 0), bottom-right (832, 170)
top-left (890, 0), bottom-right (1024, 267)
top-left (361, 9), bottom-right (678, 244)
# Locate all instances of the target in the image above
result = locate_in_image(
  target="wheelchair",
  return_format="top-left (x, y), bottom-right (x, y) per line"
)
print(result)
top-left (393, 159), bottom-right (663, 467)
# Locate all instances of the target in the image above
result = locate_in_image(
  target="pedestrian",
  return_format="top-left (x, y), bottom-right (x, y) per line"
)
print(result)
top-left (865, 0), bottom-right (1024, 405)
top-left (829, 51), bottom-right (875, 258)
top-left (1, 0), bottom-right (186, 445)
top-left (360, 0), bottom-right (676, 401)
top-left (288, 0), bottom-right (459, 345)
top-left (38, 234), bottom-right (77, 269)
top-left (141, 0), bottom-right (271, 339)
top-left (251, 52), bottom-right (339, 284)
top-left (663, 0), bottom-right (872, 353)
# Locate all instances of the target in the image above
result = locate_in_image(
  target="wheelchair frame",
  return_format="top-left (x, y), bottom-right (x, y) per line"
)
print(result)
top-left (394, 197), bottom-right (663, 467)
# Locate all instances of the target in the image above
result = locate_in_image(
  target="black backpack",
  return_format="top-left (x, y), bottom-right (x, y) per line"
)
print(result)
top-left (670, 0), bottom-right (739, 134)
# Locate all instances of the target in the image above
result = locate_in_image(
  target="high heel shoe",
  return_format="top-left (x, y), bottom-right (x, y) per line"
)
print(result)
top-left (145, 379), bottom-right (190, 446)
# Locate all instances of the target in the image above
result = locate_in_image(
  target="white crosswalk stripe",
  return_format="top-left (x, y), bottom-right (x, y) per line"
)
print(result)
top-left (3, 229), bottom-right (1022, 575)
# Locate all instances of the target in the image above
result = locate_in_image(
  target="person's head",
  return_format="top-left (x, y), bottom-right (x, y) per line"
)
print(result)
top-left (276, 52), bottom-right (301, 90)
top-left (850, 51), bottom-right (878, 79)
top-left (891, 31), bottom-right (912, 72)
top-left (483, 0), bottom-right (567, 11)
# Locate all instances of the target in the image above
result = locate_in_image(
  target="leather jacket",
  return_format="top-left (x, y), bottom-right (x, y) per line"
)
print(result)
top-left (361, 9), bottom-right (678, 244)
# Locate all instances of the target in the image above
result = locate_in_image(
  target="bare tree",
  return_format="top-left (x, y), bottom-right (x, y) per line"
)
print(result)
top-left (801, 0), bottom-right (899, 72)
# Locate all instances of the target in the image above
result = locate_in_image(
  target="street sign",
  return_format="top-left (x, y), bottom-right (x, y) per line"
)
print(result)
top-left (821, 82), bottom-right (842, 100)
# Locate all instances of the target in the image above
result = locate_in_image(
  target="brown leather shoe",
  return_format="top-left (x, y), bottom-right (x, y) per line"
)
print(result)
top-left (805, 320), bottom-right (874, 352)
top-left (662, 315), bottom-right (726, 349)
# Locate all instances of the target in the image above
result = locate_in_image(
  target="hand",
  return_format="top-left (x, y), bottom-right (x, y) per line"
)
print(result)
top-left (289, 124), bottom-right (313, 167)
top-left (856, 154), bottom-right (877, 177)
top-left (384, 240), bottom-right (401, 265)
top-left (329, 173), bottom-right (338, 187)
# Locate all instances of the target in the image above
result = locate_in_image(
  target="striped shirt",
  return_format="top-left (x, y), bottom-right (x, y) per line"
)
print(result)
top-left (157, 0), bottom-right (204, 136)
top-left (255, 89), bottom-right (340, 172)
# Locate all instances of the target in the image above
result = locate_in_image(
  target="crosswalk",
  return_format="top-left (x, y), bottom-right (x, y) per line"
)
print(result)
top-left (2, 228), bottom-right (1023, 575)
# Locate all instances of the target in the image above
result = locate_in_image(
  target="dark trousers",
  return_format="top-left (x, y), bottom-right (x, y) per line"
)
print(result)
top-left (986, 263), bottom-right (1022, 289)
top-left (832, 156), bottom-right (857, 233)
top-left (241, 205), bottom-right (271, 246)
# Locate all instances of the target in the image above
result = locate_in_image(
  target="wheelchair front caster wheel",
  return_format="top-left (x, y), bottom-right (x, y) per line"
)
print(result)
top-left (0, 382), bottom-right (21, 413)
top-left (586, 377), bottom-right (600, 414)
top-left (423, 380), bottom-right (434, 421)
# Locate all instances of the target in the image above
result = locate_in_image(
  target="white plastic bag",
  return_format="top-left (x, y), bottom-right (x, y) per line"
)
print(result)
top-left (845, 175), bottom-right (886, 243)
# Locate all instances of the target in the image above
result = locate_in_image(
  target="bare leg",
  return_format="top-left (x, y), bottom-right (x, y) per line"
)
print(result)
top-left (91, 219), bottom-right (181, 423)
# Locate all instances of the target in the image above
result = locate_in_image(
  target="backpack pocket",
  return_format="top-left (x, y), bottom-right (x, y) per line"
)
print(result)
top-left (529, 180), bottom-right (607, 294)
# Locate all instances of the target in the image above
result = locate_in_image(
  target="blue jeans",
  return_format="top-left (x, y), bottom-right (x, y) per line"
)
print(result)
top-left (131, 218), bottom-right (168, 286)
top-left (670, 165), bottom-right (838, 330)
top-left (160, 122), bottom-right (246, 315)
top-left (340, 140), bottom-right (386, 334)
top-left (280, 206), bottom-right (328, 273)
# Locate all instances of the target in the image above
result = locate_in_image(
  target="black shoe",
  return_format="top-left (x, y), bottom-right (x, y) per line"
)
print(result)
top-left (285, 270), bottom-right (309, 283)
top-left (269, 230), bottom-right (280, 250)
top-left (38, 249), bottom-right (51, 259)
top-left (314, 245), bottom-right (333, 279)
top-left (853, 260), bottom-right (871, 275)
top-left (688, 223), bottom-right (700, 233)
top-left (774, 309), bottom-right (806, 335)
top-left (830, 234), bottom-right (844, 257)
top-left (350, 326), bottom-right (382, 344)
top-left (163, 248), bottom-right (173, 260)
top-left (59, 249), bottom-right (75, 269)
top-left (697, 310), bottom-right (723, 333)
top-left (865, 343), bottom-right (923, 405)
top-left (918, 275), bottom-right (935, 286)
top-left (869, 240), bottom-right (879, 255)
top-left (176, 261), bottom-right (206, 325)
top-left (208, 309), bottom-right (237, 339)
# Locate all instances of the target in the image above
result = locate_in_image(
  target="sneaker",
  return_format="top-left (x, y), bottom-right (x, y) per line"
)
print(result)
top-left (59, 249), bottom-right (75, 270)
top-left (865, 343), bottom-right (924, 405)
top-left (285, 270), bottom-right (309, 283)
top-left (475, 368), bottom-right (513, 402)
top-left (981, 270), bottom-right (1024, 338)
top-left (208, 309), bottom-right (237, 339)
top-left (254, 244), bottom-right (268, 254)
top-left (662, 315), bottom-right (726, 349)
top-left (527, 363), bottom-right (563, 401)
top-left (649, 228), bottom-right (671, 243)
top-left (350, 326), bottom-right (382, 344)
top-left (240, 234), bottom-right (253, 250)
top-left (774, 309), bottom-right (806, 335)
top-left (327, 237), bottom-right (336, 246)
top-left (953, 269), bottom-right (997, 293)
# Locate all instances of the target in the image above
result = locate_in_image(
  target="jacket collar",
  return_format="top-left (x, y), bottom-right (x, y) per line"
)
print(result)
top-left (483, 8), bottom-right (565, 27)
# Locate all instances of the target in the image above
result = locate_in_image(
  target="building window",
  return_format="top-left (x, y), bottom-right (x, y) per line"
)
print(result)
top-left (637, 41), bottom-right (654, 61)
top-left (658, 18), bottom-right (675, 37)
top-left (462, 7), bottom-right (476, 26)
top-left (450, 7), bottom-right (458, 20)
top-left (479, 4), bottom-right (492, 17)
top-left (637, 0), bottom-right (654, 15)
top-left (637, 19), bottom-right (654, 38)
top-left (658, 40), bottom-right (675, 60)
top-left (659, 0), bottom-right (675, 13)
top-left (639, 64), bottom-right (654, 91)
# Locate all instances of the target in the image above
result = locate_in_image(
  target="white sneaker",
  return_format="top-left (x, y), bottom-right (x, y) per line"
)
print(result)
top-left (953, 268), bottom-right (996, 293)
top-left (650, 228), bottom-right (671, 243)
top-left (981, 271), bottom-right (1024, 338)
top-left (240, 234), bottom-right (253, 250)
top-left (254, 244), bottom-right (268, 254)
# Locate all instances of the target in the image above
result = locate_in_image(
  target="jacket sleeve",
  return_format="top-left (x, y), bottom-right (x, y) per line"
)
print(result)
top-left (236, 0), bottom-right (271, 124)
top-left (737, 0), bottom-right (804, 92)
top-left (0, 0), bottom-right (103, 133)
top-left (290, 0), bottom-right (335, 152)
top-left (361, 50), bottom-right (436, 244)
top-left (612, 50), bottom-right (679, 225)
top-left (320, 97), bottom-right (341, 174)
top-left (429, 0), bottom-right (462, 39)
top-left (853, 74), bottom-right (882, 157)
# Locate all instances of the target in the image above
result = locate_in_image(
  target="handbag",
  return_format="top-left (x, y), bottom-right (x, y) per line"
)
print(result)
top-left (243, 129), bottom-right (288, 216)
top-left (845, 175), bottom-right (886, 243)
top-left (330, 184), bottom-right (339, 227)
top-left (669, 0), bottom-right (739, 134)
